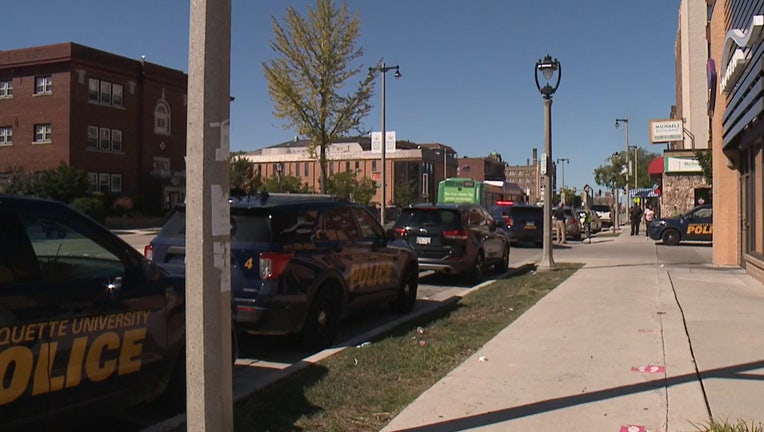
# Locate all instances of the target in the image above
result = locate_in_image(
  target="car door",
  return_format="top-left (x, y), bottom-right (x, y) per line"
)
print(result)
top-left (684, 206), bottom-right (713, 241)
top-left (3, 202), bottom-right (169, 424)
top-left (350, 206), bottom-right (402, 302)
top-left (468, 207), bottom-right (502, 261)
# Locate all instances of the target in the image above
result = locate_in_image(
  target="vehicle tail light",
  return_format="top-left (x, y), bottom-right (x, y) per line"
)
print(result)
top-left (394, 227), bottom-right (406, 236)
top-left (144, 245), bottom-right (153, 261)
top-left (507, 217), bottom-right (514, 228)
top-left (259, 251), bottom-right (294, 280)
top-left (442, 230), bottom-right (469, 240)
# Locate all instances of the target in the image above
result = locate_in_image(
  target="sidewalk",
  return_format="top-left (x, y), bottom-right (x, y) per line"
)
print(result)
top-left (382, 229), bottom-right (764, 431)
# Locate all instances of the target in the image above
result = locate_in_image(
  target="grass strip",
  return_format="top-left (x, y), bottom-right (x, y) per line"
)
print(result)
top-left (232, 263), bottom-right (582, 432)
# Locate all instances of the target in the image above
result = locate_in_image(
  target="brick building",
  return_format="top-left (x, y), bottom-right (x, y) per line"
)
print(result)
top-left (0, 42), bottom-right (188, 211)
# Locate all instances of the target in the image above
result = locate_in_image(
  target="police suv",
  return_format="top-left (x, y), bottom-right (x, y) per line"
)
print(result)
top-left (647, 204), bottom-right (713, 245)
top-left (145, 193), bottom-right (419, 349)
top-left (0, 194), bottom-right (187, 430)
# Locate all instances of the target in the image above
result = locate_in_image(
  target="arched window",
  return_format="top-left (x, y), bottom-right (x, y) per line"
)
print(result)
top-left (154, 100), bottom-right (171, 135)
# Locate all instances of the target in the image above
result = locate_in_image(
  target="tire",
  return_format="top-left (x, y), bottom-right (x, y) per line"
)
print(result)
top-left (494, 244), bottom-right (509, 273)
top-left (390, 266), bottom-right (418, 313)
top-left (661, 229), bottom-right (681, 246)
top-left (467, 251), bottom-right (484, 285)
top-left (298, 286), bottom-right (341, 350)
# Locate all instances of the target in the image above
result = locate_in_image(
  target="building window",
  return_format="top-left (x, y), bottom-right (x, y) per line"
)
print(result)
top-left (33, 124), bottom-right (52, 143)
top-left (87, 172), bottom-right (98, 192)
top-left (34, 76), bottom-right (52, 95)
top-left (99, 81), bottom-right (112, 105)
top-left (0, 80), bottom-right (12, 98)
top-left (98, 173), bottom-right (110, 193)
top-left (99, 128), bottom-right (111, 151)
top-left (329, 162), bottom-right (334, 174)
top-left (88, 78), bottom-right (99, 102)
top-left (345, 161), bottom-right (350, 172)
top-left (111, 129), bottom-right (122, 152)
top-left (112, 84), bottom-right (123, 107)
top-left (154, 101), bottom-right (171, 135)
top-left (372, 160), bottom-right (378, 172)
top-left (304, 163), bottom-right (309, 177)
top-left (110, 174), bottom-right (122, 193)
top-left (295, 162), bottom-right (300, 176)
top-left (87, 126), bottom-right (98, 149)
top-left (355, 161), bottom-right (360, 170)
top-left (0, 126), bottom-right (11, 145)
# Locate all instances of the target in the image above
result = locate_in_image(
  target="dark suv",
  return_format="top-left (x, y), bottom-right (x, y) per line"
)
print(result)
top-left (145, 193), bottom-right (419, 349)
top-left (391, 203), bottom-right (510, 284)
top-left (489, 204), bottom-right (544, 247)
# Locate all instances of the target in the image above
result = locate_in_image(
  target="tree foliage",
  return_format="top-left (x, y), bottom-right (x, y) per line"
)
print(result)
top-left (2, 163), bottom-right (88, 203)
top-left (230, 153), bottom-right (261, 195)
top-left (694, 149), bottom-right (712, 184)
top-left (263, 174), bottom-right (312, 193)
top-left (325, 170), bottom-right (376, 205)
top-left (593, 147), bottom-right (660, 190)
top-left (263, 0), bottom-right (375, 193)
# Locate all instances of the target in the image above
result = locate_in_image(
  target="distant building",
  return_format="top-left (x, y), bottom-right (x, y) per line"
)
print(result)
top-left (0, 42), bottom-right (188, 211)
top-left (505, 148), bottom-right (540, 204)
top-left (457, 151), bottom-right (506, 182)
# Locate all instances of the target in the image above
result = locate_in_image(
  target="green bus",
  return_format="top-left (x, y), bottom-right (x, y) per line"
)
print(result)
top-left (437, 177), bottom-right (524, 207)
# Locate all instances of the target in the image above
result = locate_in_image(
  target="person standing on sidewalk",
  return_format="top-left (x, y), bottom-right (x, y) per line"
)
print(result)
top-left (629, 202), bottom-right (643, 236)
top-left (643, 205), bottom-right (655, 237)
top-left (554, 202), bottom-right (567, 244)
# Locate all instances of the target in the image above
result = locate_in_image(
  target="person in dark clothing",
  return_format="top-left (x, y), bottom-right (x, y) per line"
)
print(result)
top-left (629, 203), bottom-right (643, 236)
top-left (553, 202), bottom-right (567, 243)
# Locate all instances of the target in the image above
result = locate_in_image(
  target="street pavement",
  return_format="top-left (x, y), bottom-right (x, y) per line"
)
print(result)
top-left (382, 229), bottom-right (764, 432)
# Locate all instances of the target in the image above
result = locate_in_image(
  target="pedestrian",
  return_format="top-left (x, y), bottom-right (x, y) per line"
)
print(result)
top-left (553, 202), bottom-right (566, 244)
top-left (629, 202), bottom-right (643, 236)
top-left (643, 205), bottom-right (655, 237)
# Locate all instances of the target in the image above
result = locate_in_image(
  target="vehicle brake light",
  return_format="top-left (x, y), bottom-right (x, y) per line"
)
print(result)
top-left (144, 245), bottom-right (153, 261)
top-left (394, 227), bottom-right (407, 236)
top-left (496, 200), bottom-right (514, 206)
top-left (442, 230), bottom-right (469, 240)
top-left (259, 251), bottom-right (294, 280)
top-left (507, 217), bottom-right (514, 228)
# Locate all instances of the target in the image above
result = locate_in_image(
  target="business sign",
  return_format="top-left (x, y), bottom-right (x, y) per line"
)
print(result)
top-left (649, 119), bottom-right (683, 143)
top-left (665, 157), bottom-right (702, 173)
top-left (371, 131), bottom-right (396, 153)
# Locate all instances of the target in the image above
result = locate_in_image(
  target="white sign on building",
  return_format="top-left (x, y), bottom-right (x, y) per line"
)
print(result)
top-left (665, 157), bottom-right (702, 173)
top-left (649, 119), bottom-right (683, 143)
top-left (371, 131), bottom-right (397, 153)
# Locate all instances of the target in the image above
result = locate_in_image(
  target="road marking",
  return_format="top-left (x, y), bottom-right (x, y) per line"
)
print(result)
top-left (619, 426), bottom-right (646, 432)
top-left (631, 365), bottom-right (665, 373)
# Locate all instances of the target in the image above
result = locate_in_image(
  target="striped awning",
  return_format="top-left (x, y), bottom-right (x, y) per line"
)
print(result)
top-left (629, 187), bottom-right (660, 198)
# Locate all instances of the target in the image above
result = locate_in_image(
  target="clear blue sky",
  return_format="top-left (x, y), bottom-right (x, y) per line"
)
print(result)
top-left (7, 0), bottom-right (680, 192)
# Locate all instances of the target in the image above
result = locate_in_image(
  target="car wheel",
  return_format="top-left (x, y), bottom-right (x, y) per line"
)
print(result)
top-left (467, 251), bottom-right (484, 285)
top-left (390, 265), bottom-right (418, 313)
top-left (661, 229), bottom-right (680, 246)
top-left (494, 244), bottom-right (509, 273)
top-left (299, 286), bottom-right (341, 350)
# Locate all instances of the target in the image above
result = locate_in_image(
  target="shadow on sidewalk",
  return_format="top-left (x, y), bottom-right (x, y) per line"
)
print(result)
top-left (389, 359), bottom-right (764, 432)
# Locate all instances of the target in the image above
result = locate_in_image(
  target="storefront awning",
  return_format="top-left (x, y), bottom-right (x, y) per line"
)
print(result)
top-left (648, 157), bottom-right (664, 175)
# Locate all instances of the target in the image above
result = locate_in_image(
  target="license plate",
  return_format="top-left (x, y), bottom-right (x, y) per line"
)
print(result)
top-left (416, 236), bottom-right (431, 245)
top-left (524, 221), bottom-right (536, 230)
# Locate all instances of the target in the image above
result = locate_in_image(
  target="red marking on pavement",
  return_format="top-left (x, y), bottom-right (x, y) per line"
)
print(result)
top-left (619, 426), bottom-right (646, 432)
top-left (631, 365), bottom-right (665, 373)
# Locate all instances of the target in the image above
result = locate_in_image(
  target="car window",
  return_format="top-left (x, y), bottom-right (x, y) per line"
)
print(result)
top-left (268, 209), bottom-right (319, 244)
top-left (397, 209), bottom-right (461, 230)
top-left (352, 206), bottom-right (384, 240)
top-left (693, 207), bottom-right (712, 219)
top-left (322, 206), bottom-right (360, 241)
top-left (468, 208), bottom-right (484, 226)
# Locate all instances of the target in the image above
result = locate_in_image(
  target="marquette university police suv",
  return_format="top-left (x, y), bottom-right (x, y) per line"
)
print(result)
top-left (0, 194), bottom-right (189, 430)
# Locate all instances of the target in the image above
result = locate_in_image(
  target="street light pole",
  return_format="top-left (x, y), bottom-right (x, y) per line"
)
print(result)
top-left (369, 62), bottom-right (401, 225)
top-left (535, 54), bottom-right (561, 270)
top-left (556, 158), bottom-right (569, 205)
top-left (615, 118), bottom-right (629, 222)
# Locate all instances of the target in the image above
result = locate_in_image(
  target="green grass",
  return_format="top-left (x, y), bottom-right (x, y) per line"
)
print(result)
top-left (230, 263), bottom-right (582, 432)
top-left (694, 419), bottom-right (764, 432)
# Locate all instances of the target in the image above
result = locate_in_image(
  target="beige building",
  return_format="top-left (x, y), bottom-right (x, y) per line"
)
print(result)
top-left (505, 148), bottom-right (540, 204)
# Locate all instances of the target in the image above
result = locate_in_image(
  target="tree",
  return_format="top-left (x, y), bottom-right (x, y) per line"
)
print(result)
top-left (3, 163), bottom-right (88, 203)
top-left (230, 153), bottom-right (261, 195)
top-left (263, 0), bottom-right (375, 193)
top-left (263, 174), bottom-right (312, 193)
top-left (394, 178), bottom-right (416, 208)
top-left (695, 149), bottom-right (712, 184)
top-left (593, 147), bottom-right (660, 191)
top-left (324, 171), bottom-right (377, 205)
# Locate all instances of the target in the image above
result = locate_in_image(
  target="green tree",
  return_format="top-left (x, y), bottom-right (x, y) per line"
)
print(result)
top-left (36, 163), bottom-right (89, 203)
top-left (695, 149), bottom-right (712, 184)
top-left (1, 166), bottom-right (37, 195)
top-left (263, 174), bottom-right (312, 193)
top-left (263, 0), bottom-right (375, 193)
top-left (230, 153), bottom-right (261, 195)
top-left (593, 147), bottom-right (660, 191)
top-left (324, 171), bottom-right (377, 205)
top-left (394, 179), bottom-right (416, 208)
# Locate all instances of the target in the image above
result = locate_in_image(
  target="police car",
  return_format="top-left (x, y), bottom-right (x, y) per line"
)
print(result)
top-left (0, 194), bottom-right (187, 430)
top-left (145, 193), bottom-right (419, 349)
top-left (647, 204), bottom-right (713, 245)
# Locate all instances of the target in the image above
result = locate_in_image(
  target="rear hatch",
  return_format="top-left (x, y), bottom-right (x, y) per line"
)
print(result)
top-left (394, 207), bottom-right (464, 259)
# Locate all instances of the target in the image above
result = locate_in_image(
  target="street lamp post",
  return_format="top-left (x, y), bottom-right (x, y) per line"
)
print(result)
top-left (615, 118), bottom-right (629, 224)
top-left (629, 145), bottom-right (638, 189)
top-left (535, 54), bottom-right (561, 270)
top-left (368, 62), bottom-right (401, 225)
top-left (556, 158), bottom-right (569, 205)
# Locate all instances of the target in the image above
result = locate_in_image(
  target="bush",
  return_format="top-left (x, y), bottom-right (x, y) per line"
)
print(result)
top-left (70, 197), bottom-right (106, 223)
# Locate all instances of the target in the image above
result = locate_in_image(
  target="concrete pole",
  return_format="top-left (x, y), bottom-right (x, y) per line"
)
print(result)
top-left (624, 120), bottom-right (630, 214)
top-left (186, 0), bottom-right (233, 430)
top-left (539, 97), bottom-right (556, 269)
top-left (380, 62), bottom-right (387, 224)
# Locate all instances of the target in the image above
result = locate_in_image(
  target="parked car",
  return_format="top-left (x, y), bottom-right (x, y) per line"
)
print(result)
top-left (489, 204), bottom-right (543, 247)
top-left (576, 208), bottom-right (602, 234)
top-left (0, 194), bottom-right (188, 430)
top-left (647, 204), bottom-right (712, 245)
top-left (590, 204), bottom-right (613, 228)
top-left (391, 203), bottom-right (510, 284)
top-left (563, 207), bottom-right (582, 241)
top-left (145, 193), bottom-right (419, 349)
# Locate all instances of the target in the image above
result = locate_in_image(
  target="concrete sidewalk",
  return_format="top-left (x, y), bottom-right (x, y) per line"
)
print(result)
top-left (382, 230), bottom-right (764, 431)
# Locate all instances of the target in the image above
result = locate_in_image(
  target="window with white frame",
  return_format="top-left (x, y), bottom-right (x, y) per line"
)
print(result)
top-left (0, 80), bottom-right (12, 98)
top-left (112, 84), bottom-right (123, 107)
top-left (88, 78), bottom-right (99, 102)
top-left (34, 76), bottom-right (52, 95)
top-left (87, 172), bottom-right (98, 192)
top-left (99, 81), bottom-right (112, 105)
top-left (33, 124), bottom-right (52, 143)
top-left (110, 174), bottom-right (122, 193)
top-left (0, 126), bottom-right (11, 145)
top-left (111, 129), bottom-right (122, 152)
top-left (154, 101), bottom-right (171, 135)
top-left (99, 128), bottom-right (111, 150)
top-left (98, 173), bottom-right (110, 193)
top-left (88, 78), bottom-right (124, 107)
top-left (87, 126), bottom-right (98, 149)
